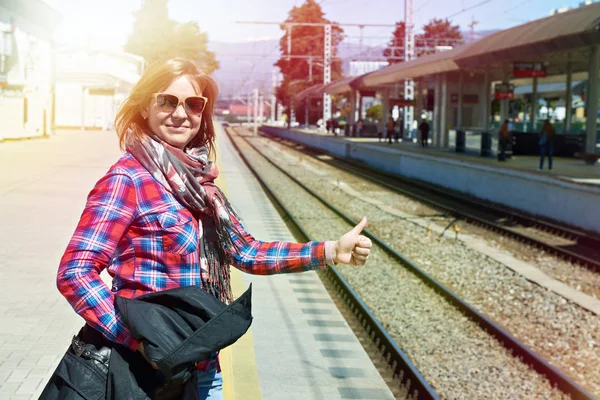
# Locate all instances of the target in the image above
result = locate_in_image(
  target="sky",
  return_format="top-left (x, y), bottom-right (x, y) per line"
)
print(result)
top-left (44, 0), bottom-right (589, 49)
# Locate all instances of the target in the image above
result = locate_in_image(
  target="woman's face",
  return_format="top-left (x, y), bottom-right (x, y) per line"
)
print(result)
top-left (145, 76), bottom-right (204, 149)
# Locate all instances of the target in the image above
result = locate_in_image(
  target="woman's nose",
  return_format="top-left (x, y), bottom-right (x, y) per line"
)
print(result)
top-left (172, 103), bottom-right (187, 118)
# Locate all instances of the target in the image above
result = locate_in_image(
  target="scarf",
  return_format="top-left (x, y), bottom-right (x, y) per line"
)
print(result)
top-left (126, 128), bottom-right (244, 303)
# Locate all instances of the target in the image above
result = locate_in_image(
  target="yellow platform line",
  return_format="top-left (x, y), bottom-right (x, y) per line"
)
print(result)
top-left (215, 134), bottom-right (263, 400)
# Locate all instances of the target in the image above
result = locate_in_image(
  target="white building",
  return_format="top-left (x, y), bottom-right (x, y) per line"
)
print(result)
top-left (55, 47), bottom-right (144, 130)
top-left (0, 0), bottom-right (61, 141)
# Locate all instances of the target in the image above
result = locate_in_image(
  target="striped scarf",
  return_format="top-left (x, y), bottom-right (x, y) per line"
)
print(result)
top-left (127, 130), bottom-right (243, 303)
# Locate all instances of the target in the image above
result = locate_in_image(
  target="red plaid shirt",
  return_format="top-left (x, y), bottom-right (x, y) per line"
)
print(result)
top-left (57, 152), bottom-right (327, 350)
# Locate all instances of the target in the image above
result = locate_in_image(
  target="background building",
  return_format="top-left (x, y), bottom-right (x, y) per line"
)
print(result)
top-left (54, 47), bottom-right (144, 130)
top-left (0, 0), bottom-right (61, 141)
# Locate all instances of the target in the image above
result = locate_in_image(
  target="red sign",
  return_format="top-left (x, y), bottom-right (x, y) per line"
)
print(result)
top-left (494, 83), bottom-right (514, 100)
top-left (513, 62), bottom-right (548, 78)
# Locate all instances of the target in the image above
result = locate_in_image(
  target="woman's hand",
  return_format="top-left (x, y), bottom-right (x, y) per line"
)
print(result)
top-left (332, 217), bottom-right (372, 266)
top-left (138, 342), bottom-right (159, 370)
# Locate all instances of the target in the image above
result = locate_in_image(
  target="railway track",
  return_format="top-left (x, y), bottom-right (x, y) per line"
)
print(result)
top-left (259, 126), bottom-right (600, 274)
top-left (224, 126), bottom-right (594, 400)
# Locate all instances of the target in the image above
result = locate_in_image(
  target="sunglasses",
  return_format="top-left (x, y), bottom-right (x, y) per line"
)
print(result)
top-left (153, 93), bottom-right (208, 115)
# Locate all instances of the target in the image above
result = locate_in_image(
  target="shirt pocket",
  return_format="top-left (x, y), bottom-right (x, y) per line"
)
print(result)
top-left (156, 210), bottom-right (198, 255)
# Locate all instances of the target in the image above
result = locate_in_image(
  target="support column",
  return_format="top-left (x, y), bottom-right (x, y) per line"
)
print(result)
top-left (415, 80), bottom-right (423, 124)
top-left (531, 77), bottom-right (538, 132)
top-left (347, 91), bottom-right (356, 127)
top-left (457, 70), bottom-right (464, 130)
top-left (586, 45), bottom-right (599, 154)
top-left (354, 90), bottom-right (360, 123)
top-left (500, 68), bottom-right (509, 124)
top-left (482, 70), bottom-right (490, 131)
top-left (433, 74), bottom-right (441, 147)
top-left (565, 59), bottom-right (572, 134)
top-left (358, 91), bottom-right (363, 120)
top-left (381, 88), bottom-right (391, 134)
top-left (305, 97), bottom-right (309, 127)
top-left (441, 73), bottom-right (448, 148)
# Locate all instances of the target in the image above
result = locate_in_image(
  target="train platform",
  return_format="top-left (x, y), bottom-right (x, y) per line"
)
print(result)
top-left (260, 125), bottom-right (600, 235)
top-left (289, 127), bottom-right (600, 183)
top-left (0, 128), bottom-right (394, 399)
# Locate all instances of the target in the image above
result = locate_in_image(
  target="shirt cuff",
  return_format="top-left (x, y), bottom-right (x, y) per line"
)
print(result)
top-left (324, 241), bottom-right (337, 267)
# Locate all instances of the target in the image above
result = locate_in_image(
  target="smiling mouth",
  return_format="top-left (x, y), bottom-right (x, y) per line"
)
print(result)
top-left (166, 125), bottom-right (189, 129)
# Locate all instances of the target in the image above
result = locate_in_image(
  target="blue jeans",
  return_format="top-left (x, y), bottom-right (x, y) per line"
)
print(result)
top-left (539, 142), bottom-right (553, 170)
top-left (196, 364), bottom-right (223, 399)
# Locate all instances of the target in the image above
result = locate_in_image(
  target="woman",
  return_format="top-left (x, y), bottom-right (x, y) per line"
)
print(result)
top-left (56, 58), bottom-right (372, 399)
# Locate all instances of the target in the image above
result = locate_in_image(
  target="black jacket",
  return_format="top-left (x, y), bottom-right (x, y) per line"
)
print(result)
top-left (40, 285), bottom-right (253, 400)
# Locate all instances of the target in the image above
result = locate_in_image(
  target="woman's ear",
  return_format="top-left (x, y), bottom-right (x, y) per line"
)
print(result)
top-left (141, 109), bottom-right (148, 120)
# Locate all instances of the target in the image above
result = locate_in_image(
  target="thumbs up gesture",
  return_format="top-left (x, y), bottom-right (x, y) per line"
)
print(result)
top-left (332, 217), bottom-right (372, 266)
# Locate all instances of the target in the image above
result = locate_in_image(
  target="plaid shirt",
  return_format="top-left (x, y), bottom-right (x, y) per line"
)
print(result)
top-left (57, 152), bottom-right (327, 350)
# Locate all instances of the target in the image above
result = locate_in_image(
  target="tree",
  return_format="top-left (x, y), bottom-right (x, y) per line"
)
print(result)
top-left (366, 104), bottom-right (382, 121)
top-left (384, 18), bottom-right (463, 64)
top-left (125, 0), bottom-right (218, 73)
top-left (383, 22), bottom-right (405, 64)
top-left (274, 0), bottom-right (344, 121)
top-left (418, 18), bottom-right (463, 57)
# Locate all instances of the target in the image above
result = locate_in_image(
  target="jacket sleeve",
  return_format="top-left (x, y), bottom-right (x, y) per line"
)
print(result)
top-left (226, 213), bottom-right (328, 275)
top-left (57, 172), bottom-right (140, 351)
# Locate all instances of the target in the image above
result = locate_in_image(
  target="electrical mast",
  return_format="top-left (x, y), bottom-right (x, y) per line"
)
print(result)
top-left (404, 0), bottom-right (415, 137)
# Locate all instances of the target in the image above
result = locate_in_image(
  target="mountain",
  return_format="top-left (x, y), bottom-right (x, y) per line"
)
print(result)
top-left (210, 29), bottom-right (499, 99)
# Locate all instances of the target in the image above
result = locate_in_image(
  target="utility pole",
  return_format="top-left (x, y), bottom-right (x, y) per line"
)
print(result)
top-left (468, 16), bottom-right (478, 43)
top-left (271, 70), bottom-right (277, 122)
top-left (235, 21), bottom-right (398, 127)
top-left (253, 88), bottom-right (259, 135)
top-left (404, 0), bottom-right (415, 138)
top-left (247, 93), bottom-right (252, 125)
top-left (323, 24), bottom-right (332, 129)
top-left (259, 95), bottom-right (264, 128)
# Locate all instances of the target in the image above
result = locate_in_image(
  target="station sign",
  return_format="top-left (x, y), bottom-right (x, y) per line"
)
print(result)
top-left (494, 83), bottom-right (515, 100)
top-left (451, 94), bottom-right (479, 104)
top-left (513, 62), bottom-right (548, 78)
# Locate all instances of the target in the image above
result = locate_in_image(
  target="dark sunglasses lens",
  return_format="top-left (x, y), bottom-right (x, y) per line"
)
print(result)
top-left (156, 94), bottom-right (178, 112)
top-left (185, 97), bottom-right (206, 114)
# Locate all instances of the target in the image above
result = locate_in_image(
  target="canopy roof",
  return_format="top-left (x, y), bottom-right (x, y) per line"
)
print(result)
top-left (456, 2), bottom-right (600, 69)
top-left (355, 46), bottom-right (466, 88)
top-left (323, 76), bottom-right (357, 95)
top-left (294, 83), bottom-right (325, 101)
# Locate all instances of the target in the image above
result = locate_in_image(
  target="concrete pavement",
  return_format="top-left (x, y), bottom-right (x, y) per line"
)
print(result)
top-left (0, 130), bottom-right (123, 399)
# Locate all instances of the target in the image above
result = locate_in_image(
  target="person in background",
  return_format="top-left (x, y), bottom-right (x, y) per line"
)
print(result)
top-left (418, 119), bottom-right (430, 148)
top-left (356, 118), bottom-right (364, 138)
top-left (386, 116), bottom-right (395, 145)
top-left (539, 119), bottom-right (556, 171)
top-left (498, 119), bottom-right (509, 161)
top-left (395, 114), bottom-right (404, 143)
top-left (55, 57), bottom-right (373, 399)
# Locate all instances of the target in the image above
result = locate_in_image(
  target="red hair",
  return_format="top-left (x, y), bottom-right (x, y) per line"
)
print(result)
top-left (115, 58), bottom-right (218, 155)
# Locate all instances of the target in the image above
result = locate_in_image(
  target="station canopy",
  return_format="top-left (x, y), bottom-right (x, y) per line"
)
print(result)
top-left (294, 83), bottom-right (326, 101)
top-left (354, 46), bottom-right (467, 88)
top-left (455, 2), bottom-right (600, 70)
top-left (323, 76), bottom-right (358, 95)
top-left (347, 2), bottom-right (600, 89)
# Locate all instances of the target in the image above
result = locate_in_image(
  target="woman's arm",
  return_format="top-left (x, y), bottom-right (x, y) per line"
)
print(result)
top-left (226, 213), bottom-right (329, 275)
top-left (57, 172), bottom-right (140, 350)
top-left (227, 214), bottom-right (371, 274)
